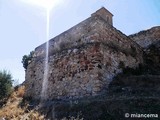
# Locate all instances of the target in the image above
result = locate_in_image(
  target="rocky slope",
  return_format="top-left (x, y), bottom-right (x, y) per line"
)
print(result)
top-left (129, 26), bottom-right (160, 48)
top-left (129, 26), bottom-right (160, 74)
top-left (0, 86), bottom-right (44, 120)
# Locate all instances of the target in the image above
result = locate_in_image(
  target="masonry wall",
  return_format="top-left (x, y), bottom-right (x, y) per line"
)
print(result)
top-left (91, 8), bottom-right (113, 25)
top-left (25, 15), bottom-right (143, 100)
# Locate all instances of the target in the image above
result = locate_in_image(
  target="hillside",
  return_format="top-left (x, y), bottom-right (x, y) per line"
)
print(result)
top-left (129, 26), bottom-right (160, 48)
top-left (129, 26), bottom-right (160, 74)
top-left (0, 86), bottom-right (45, 120)
top-left (1, 72), bottom-right (160, 120)
top-left (0, 86), bottom-right (85, 120)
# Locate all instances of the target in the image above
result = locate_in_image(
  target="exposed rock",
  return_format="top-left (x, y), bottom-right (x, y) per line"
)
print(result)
top-left (143, 40), bottom-right (160, 74)
top-left (129, 26), bottom-right (160, 48)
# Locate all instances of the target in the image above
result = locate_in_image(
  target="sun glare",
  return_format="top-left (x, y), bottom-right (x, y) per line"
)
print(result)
top-left (20, 0), bottom-right (62, 11)
top-left (19, 0), bottom-right (63, 101)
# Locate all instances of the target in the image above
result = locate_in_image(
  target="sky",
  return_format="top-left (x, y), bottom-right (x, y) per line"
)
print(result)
top-left (0, 0), bottom-right (160, 84)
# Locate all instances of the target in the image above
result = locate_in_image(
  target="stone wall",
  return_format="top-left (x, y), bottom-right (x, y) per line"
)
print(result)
top-left (91, 7), bottom-right (113, 25)
top-left (25, 13), bottom-right (143, 100)
top-left (129, 26), bottom-right (160, 48)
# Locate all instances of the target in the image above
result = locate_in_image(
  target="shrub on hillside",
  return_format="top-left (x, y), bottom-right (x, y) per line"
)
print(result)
top-left (22, 51), bottom-right (34, 70)
top-left (0, 70), bottom-right (13, 100)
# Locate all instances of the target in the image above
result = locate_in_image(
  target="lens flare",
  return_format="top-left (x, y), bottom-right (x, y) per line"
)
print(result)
top-left (19, 0), bottom-right (63, 100)
top-left (20, 0), bottom-right (62, 11)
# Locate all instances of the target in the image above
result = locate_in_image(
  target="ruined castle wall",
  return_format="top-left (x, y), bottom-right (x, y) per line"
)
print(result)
top-left (34, 15), bottom-right (142, 59)
top-left (91, 8), bottom-right (113, 25)
top-left (25, 15), bottom-right (143, 100)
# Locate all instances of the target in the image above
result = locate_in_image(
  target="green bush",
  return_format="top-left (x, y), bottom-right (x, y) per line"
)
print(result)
top-left (22, 51), bottom-right (34, 70)
top-left (0, 70), bottom-right (13, 100)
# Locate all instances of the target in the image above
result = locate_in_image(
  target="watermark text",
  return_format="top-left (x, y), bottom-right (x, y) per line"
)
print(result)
top-left (125, 113), bottom-right (158, 118)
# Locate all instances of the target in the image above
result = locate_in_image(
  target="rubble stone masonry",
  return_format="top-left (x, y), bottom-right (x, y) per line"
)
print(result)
top-left (24, 8), bottom-right (143, 100)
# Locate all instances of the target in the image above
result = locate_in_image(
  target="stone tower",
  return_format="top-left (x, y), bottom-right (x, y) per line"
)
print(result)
top-left (91, 7), bottom-right (113, 25)
top-left (24, 7), bottom-right (143, 100)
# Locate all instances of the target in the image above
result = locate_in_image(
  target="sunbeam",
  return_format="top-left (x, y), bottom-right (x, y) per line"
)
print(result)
top-left (20, 0), bottom-right (62, 11)
top-left (19, 0), bottom-right (64, 101)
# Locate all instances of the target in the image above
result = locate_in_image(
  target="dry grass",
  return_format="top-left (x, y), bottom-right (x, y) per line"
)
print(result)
top-left (9, 86), bottom-right (25, 103)
top-left (0, 86), bottom-right (83, 120)
top-left (0, 85), bottom-right (44, 120)
top-left (17, 86), bottom-right (25, 98)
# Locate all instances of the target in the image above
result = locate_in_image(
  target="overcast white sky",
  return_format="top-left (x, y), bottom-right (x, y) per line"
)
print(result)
top-left (0, 0), bottom-right (160, 84)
